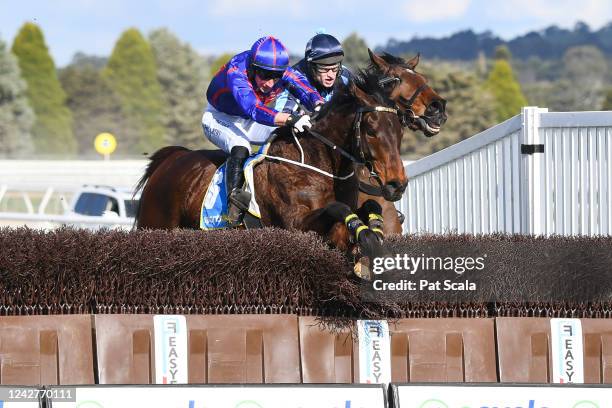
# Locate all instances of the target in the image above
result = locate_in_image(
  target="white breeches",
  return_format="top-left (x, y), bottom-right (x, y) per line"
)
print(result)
top-left (201, 105), bottom-right (277, 153)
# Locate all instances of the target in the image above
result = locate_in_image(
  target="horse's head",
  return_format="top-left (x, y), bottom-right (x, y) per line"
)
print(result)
top-left (349, 81), bottom-right (407, 202)
top-left (367, 49), bottom-right (447, 137)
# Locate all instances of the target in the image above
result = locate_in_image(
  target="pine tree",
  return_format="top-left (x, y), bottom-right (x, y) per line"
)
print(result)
top-left (0, 36), bottom-right (35, 157)
top-left (11, 22), bottom-right (75, 156)
top-left (486, 46), bottom-right (528, 121)
top-left (59, 54), bottom-right (125, 157)
top-left (149, 28), bottom-right (213, 149)
top-left (494, 45), bottom-right (512, 61)
top-left (102, 28), bottom-right (165, 155)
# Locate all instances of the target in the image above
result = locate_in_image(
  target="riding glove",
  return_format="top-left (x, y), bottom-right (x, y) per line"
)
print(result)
top-left (287, 114), bottom-right (312, 133)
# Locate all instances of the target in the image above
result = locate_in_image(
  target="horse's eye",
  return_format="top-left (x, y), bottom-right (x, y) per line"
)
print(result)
top-left (363, 119), bottom-right (377, 137)
top-left (365, 127), bottom-right (378, 138)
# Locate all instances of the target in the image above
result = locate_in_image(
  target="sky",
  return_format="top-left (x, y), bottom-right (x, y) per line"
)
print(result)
top-left (1, 0), bottom-right (612, 66)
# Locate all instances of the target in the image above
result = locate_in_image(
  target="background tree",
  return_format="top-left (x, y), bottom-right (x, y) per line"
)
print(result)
top-left (59, 54), bottom-right (125, 157)
top-left (523, 46), bottom-right (607, 112)
top-left (559, 46), bottom-right (606, 111)
top-left (0, 36), bottom-right (35, 157)
top-left (342, 33), bottom-right (370, 71)
top-left (209, 53), bottom-right (233, 77)
top-left (102, 28), bottom-right (165, 155)
top-left (402, 63), bottom-right (497, 158)
top-left (149, 28), bottom-right (213, 149)
top-left (11, 22), bottom-right (75, 156)
top-left (603, 88), bottom-right (612, 110)
top-left (494, 45), bottom-right (511, 61)
top-left (485, 46), bottom-right (528, 121)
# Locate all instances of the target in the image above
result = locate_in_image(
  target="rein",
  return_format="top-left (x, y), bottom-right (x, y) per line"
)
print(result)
top-left (352, 106), bottom-right (398, 196)
top-left (264, 105), bottom-right (398, 186)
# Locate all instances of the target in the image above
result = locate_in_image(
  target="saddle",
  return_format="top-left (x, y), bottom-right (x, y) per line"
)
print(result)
top-left (200, 145), bottom-right (271, 230)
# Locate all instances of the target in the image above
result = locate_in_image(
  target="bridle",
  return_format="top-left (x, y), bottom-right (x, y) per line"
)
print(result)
top-left (378, 69), bottom-right (431, 128)
top-left (303, 105), bottom-right (399, 195)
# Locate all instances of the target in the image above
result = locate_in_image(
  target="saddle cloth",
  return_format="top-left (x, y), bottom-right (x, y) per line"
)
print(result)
top-left (200, 143), bottom-right (270, 229)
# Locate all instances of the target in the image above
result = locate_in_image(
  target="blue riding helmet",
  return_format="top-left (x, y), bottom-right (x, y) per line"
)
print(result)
top-left (250, 36), bottom-right (290, 72)
top-left (305, 33), bottom-right (344, 65)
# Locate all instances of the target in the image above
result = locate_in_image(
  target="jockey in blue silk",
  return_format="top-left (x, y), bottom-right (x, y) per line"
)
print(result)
top-left (280, 33), bottom-right (352, 113)
top-left (202, 36), bottom-right (324, 226)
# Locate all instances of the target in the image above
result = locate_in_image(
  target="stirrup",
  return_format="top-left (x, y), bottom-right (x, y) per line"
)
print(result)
top-left (229, 188), bottom-right (251, 211)
top-left (226, 189), bottom-right (251, 227)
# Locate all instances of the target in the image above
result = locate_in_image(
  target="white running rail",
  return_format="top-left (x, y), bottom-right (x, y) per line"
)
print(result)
top-left (398, 107), bottom-right (612, 236)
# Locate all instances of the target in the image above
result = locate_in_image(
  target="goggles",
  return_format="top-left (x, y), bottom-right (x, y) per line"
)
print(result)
top-left (314, 63), bottom-right (340, 74)
top-left (254, 68), bottom-right (284, 81)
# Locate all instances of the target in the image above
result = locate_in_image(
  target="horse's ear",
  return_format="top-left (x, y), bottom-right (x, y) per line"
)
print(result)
top-left (368, 48), bottom-right (389, 71)
top-left (407, 53), bottom-right (420, 69)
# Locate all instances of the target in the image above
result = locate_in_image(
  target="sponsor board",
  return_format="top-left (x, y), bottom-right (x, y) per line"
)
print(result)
top-left (154, 315), bottom-right (188, 384)
top-left (551, 318), bottom-right (584, 383)
top-left (395, 385), bottom-right (610, 408)
top-left (49, 385), bottom-right (386, 408)
top-left (357, 320), bottom-right (391, 384)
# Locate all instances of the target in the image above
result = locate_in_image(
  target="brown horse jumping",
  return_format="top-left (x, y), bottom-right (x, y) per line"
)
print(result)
top-left (357, 51), bottom-right (447, 234)
top-left (135, 57), bottom-right (444, 277)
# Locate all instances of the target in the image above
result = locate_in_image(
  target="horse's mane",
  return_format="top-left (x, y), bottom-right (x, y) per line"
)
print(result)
top-left (317, 69), bottom-right (395, 120)
top-left (378, 53), bottom-right (414, 69)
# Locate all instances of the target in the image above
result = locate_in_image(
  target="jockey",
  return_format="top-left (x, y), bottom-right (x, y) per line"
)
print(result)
top-left (281, 33), bottom-right (352, 113)
top-left (202, 36), bottom-right (323, 225)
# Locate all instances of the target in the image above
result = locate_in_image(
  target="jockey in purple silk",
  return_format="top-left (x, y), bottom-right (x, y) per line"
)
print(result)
top-left (202, 36), bottom-right (324, 226)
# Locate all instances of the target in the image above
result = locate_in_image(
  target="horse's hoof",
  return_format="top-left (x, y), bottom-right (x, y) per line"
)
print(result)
top-left (354, 257), bottom-right (372, 281)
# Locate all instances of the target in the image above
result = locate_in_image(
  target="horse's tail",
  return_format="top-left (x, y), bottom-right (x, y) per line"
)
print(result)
top-left (133, 146), bottom-right (189, 225)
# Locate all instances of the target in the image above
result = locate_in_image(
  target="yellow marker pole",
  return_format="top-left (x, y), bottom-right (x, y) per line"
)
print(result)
top-left (94, 133), bottom-right (117, 161)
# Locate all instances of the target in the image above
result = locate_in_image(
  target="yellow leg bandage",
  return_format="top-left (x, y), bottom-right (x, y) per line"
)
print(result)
top-left (368, 213), bottom-right (384, 222)
top-left (355, 225), bottom-right (369, 240)
top-left (344, 213), bottom-right (359, 224)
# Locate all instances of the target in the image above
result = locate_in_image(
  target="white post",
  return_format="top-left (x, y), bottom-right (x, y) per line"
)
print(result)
top-left (21, 191), bottom-right (35, 214)
top-left (0, 184), bottom-right (7, 207)
top-left (521, 107), bottom-right (547, 235)
top-left (38, 186), bottom-right (54, 214)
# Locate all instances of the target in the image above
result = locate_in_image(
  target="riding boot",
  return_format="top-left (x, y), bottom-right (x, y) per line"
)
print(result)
top-left (225, 146), bottom-right (251, 227)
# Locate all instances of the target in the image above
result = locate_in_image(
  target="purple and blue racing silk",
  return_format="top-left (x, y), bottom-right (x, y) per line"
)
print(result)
top-left (206, 51), bottom-right (323, 126)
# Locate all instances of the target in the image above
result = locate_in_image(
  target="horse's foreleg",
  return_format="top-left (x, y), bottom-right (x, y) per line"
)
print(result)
top-left (356, 199), bottom-right (385, 241)
top-left (299, 202), bottom-right (385, 278)
top-left (358, 195), bottom-right (403, 235)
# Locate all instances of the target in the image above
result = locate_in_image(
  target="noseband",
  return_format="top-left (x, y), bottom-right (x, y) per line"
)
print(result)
top-left (304, 105), bottom-right (399, 197)
top-left (379, 72), bottom-right (430, 127)
top-left (306, 105), bottom-right (398, 166)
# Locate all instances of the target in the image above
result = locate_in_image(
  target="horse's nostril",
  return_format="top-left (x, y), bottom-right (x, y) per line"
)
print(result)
top-left (426, 99), bottom-right (446, 116)
top-left (426, 100), bottom-right (442, 114)
top-left (386, 180), bottom-right (407, 194)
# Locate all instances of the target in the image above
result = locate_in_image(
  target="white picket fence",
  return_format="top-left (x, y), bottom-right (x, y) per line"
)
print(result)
top-left (398, 107), bottom-right (612, 236)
